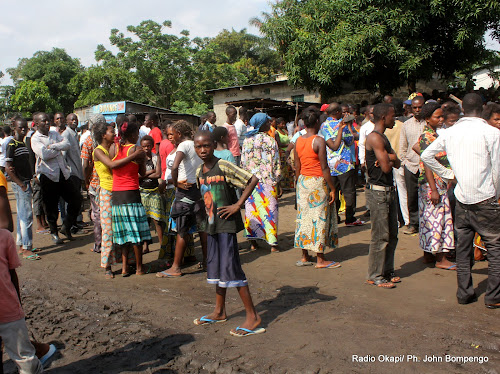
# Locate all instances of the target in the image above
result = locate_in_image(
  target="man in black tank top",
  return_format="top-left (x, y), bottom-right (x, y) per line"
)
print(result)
top-left (365, 104), bottom-right (402, 289)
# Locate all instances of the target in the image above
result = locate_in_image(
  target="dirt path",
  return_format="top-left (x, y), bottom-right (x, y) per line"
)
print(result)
top-left (2, 190), bottom-right (498, 374)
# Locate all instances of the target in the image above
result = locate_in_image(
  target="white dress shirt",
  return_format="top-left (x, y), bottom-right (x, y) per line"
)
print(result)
top-left (31, 130), bottom-right (71, 182)
top-left (399, 117), bottom-right (426, 174)
top-left (358, 121), bottom-right (374, 165)
top-left (421, 117), bottom-right (500, 204)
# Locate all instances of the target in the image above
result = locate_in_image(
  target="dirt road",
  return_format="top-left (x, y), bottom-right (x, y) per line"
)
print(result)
top-left (2, 190), bottom-right (498, 374)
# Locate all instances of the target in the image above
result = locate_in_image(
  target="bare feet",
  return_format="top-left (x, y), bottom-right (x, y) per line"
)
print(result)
top-left (422, 252), bottom-right (436, 264)
top-left (250, 240), bottom-right (259, 250)
top-left (194, 311), bottom-right (228, 325)
top-left (271, 246), bottom-right (280, 253)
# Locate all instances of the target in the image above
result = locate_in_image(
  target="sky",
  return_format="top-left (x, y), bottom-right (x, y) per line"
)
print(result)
top-left (0, 0), bottom-right (271, 84)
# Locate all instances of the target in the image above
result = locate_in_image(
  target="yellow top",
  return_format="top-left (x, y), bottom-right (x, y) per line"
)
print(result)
top-left (0, 170), bottom-right (7, 193)
top-left (92, 145), bottom-right (113, 191)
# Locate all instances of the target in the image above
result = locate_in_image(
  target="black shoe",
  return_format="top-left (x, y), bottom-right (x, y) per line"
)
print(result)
top-left (457, 295), bottom-right (478, 305)
top-left (60, 225), bottom-right (75, 241)
top-left (51, 234), bottom-right (63, 245)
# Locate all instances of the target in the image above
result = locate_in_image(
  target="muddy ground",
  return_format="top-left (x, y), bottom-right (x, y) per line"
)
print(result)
top-left (2, 188), bottom-right (499, 374)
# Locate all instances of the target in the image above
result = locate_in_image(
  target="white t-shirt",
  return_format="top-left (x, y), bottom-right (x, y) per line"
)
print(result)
top-left (0, 136), bottom-right (13, 167)
top-left (79, 131), bottom-right (91, 149)
top-left (287, 121), bottom-right (295, 137)
top-left (176, 140), bottom-right (202, 184)
top-left (290, 129), bottom-right (307, 144)
top-left (163, 151), bottom-right (176, 189)
top-left (234, 119), bottom-right (247, 147)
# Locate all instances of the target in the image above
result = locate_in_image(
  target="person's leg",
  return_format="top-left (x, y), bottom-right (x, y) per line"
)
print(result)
top-left (165, 233), bottom-right (187, 275)
top-left (120, 245), bottom-right (129, 275)
top-left (198, 231), bottom-right (208, 267)
top-left (59, 175), bottom-right (83, 233)
top-left (339, 169), bottom-right (357, 224)
top-left (393, 168), bottom-right (409, 226)
top-left (403, 166), bottom-right (419, 230)
top-left (383, 190), bottom-right (399, 277)
top-left (89, 190), bottom-right (101, 252)
top-left (332, 176), bottom-right (341, 220)
top-left (0, 318), bottom-right (43, 374)
top-left (454, 202), bottom-right (476, 303)
top-left (133, 243), bottom-right (144, 274)
top-left (12, 183), bottom-right (34, 256)
top-left (230, 285), bottom-right (262, 335)
top-left (473, 200), bottom-right (500, 305)
top-left (39, 174), bottom-right (60, 235)
top-left (366, 189), bottom-right (390, 282)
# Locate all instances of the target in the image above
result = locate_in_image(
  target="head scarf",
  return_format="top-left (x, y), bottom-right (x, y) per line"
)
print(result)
top-left (245, 113), bottom-right (270, 137)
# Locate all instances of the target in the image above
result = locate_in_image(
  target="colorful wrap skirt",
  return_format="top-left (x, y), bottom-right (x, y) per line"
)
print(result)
top-left (418, 183), bottom-right (455, 253)
top-left (140, 187), bottom-right (166, 222)
top-left (244, 182), bottom-right (279, 246)
top-left (294, 175), bottom-right (338, 252)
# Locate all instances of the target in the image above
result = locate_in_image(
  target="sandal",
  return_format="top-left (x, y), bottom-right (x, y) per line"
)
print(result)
top-left (366, 279), bottom-right (395, 289)
top-left (105, 270), bottom-right (114, 279)
top-left (23, 254), bottom-right (41, 261)
top-left (385, 272), bottom-right (401, 283)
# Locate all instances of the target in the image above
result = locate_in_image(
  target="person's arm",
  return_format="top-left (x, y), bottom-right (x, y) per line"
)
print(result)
top-left (388, 151), bottom-right (401, 169)
top-left (50, 132), bottom-right (70, 152)
top-left (424, 164), bottom-right (440, 205)
top-left (314, 136), bottom-right (336, 204)
top-left (0, 185), bottom-right (13, 232)
top-left (5, 161), bottom-right (27, 191)
top-left (10, 269), bottom-right (21, 303)
top-left (325, 120), bottom-right (347, 151)
top-left (412, 142), bottom-right (420, 155)
top-left (218, 175), bottom-right (259, 219)
top-left (149, 155), bottom-right (161, 179)
top-left (367, 133), bottom-right (393, 174)
top-left (31, 136), bottom-right (61, 161)
top-left (399, 124), bottom-right (408, 165)
top-left (171, 150), bottom-right (191, 189)
top-left (487, 134), bottom-right (500, 197)
top-left (294, 146), bottom-right (301, 182)
top-left (94, 147), bottom-right (143, 170)
top-left (421, 136), bottom-right (455, 181)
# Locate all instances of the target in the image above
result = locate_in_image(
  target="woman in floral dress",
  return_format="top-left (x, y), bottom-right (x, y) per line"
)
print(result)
top-left (241, 113), bottom-right (281, 252)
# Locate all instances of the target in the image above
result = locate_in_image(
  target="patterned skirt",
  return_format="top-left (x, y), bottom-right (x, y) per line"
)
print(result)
top-left (418, 183), bottom-right (455, 253)
top-left (244, 182), bottom-right (279, 246)
top-left (112, 202), bottom-right (152, 245)
top-left (279, 149), bottom-right (295, 190)
top-left (140, 187), bottom-right (166, 222)
top-left (294, 175), bottom-right (338, 252)
top-left (159, 188), bottom-right (194, 259)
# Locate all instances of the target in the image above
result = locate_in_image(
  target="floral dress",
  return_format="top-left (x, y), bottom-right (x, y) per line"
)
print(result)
top-left (241, 132), bottom-right (281, 245)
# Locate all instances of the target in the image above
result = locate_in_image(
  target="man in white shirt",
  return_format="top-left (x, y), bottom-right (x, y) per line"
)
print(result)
top-left (358, 105), bottom-right (374, 215)
top-left (422, 93), bottom-right (500, 308)
top-left (31, 112), bottom-right (83, 244)
top-left (234, 107), bottom-right (248, 149)
top-left (0, 126), bottom-right (13, 173)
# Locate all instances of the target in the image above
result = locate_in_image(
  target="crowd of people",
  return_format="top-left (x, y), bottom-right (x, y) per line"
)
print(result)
top-left (0, 90), bottom-right (499, 372)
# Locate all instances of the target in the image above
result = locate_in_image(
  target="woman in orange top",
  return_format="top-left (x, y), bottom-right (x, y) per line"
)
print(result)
top-left (109, 116), bottom-right (150, 276)
top-left (294, 106), bottom-right (340, 269)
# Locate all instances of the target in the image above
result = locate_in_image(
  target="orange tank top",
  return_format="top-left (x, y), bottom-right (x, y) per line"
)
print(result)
top-left (295, 135), bottom-right (323, 177)
top-left (112, 144), bottom-right (139, 191)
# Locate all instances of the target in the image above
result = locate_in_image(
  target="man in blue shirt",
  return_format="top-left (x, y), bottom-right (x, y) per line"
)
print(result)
top-left (320, 103), bottom-right (364, 226)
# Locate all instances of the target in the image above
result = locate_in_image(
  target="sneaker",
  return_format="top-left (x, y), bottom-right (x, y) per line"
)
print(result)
top-left (51, 234), bottom-right (63, 245)
top-left (403, 226), bottom-right (418, 235)
top-left (345, 219), bottom-right (365, 227)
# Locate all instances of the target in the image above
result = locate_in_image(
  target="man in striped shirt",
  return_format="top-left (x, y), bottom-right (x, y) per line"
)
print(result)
top-left (422, 93), bottom-right (500, 308)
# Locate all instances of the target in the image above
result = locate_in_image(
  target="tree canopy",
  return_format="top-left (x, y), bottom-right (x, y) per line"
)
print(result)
top-left (257, 0), bottom-right (500, 96)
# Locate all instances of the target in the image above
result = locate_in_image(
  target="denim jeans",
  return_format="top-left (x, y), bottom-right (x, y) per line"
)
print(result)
top-left (366, 188), bottom-right (399, 281)
top-left (11, 182), bottom-right (33, 250)
top-left (455, 197), bottom-right (500, 304)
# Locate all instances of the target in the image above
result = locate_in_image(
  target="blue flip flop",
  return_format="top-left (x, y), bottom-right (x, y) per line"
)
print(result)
top-left (315, 261), bottom-right (341, 269)
top-left (194, 315), bottom-right (228, 326)
top-left (156, 271), bottom-right (182, 278)
top-left (40, 344), bottom-right (57, 366)
top-left (436, 264), bottom-right (457, 270)
top-left (230, 326), bottom-right (266, 337)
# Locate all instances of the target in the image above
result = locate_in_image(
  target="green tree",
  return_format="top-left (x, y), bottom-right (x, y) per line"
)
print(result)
top-left (7, 48), bottom-right (83, 112)
top-left (9, 80), bottom-right (59, 116)
top-left (256, 0), bottom-right (500, 96)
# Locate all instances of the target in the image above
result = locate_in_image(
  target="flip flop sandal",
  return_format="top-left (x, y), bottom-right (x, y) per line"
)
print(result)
top-left (386, 272), bottom-right (401, 283)
top-left (105, 270), bottom-right (115, 279)
top-left (435, 264), bottom-right (457, 270)
top-left (193, 315), bottom-right (228, 326)
top-left (366, 279), bottom-right (395, 289)
top-left (31, 248), bottom-right (42, 253)
top-left (23, 254), bottom-right (41, 261)
top-left (230, 326), bottom-right (266, 337)
top-left (295, 260), bottom-right (314, 267)
top-left (36, 229), bottom-right (49, 234)
top-left (156, 270), bottom-right (182, 278)
top-left (40, 344), bottom-right (57, 366)
top-left (315, 261), bottom-right (341, 269)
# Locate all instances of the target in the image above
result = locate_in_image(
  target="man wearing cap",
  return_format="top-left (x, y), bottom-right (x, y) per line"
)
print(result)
top-left (399, 94), bottom-right (425, 234)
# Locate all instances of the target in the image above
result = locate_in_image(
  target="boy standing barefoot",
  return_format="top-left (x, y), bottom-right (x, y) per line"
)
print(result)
top-left (193, 131), bottom-right (264, 337)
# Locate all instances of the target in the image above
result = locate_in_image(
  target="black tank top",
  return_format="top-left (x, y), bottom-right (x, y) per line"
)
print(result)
top-left (366, 130), bottom-right (394, 187)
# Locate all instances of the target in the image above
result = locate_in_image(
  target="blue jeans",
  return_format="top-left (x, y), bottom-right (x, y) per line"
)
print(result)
top-left (11, 182), bottom-right (33, 250)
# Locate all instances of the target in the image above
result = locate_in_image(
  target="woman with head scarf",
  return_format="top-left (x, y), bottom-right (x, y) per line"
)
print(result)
top-left (241, 113), bottom-right (281, 252)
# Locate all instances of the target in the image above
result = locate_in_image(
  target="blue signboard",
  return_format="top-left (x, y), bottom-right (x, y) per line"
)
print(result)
top-left (93, 101), bottom-right (126, 115)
